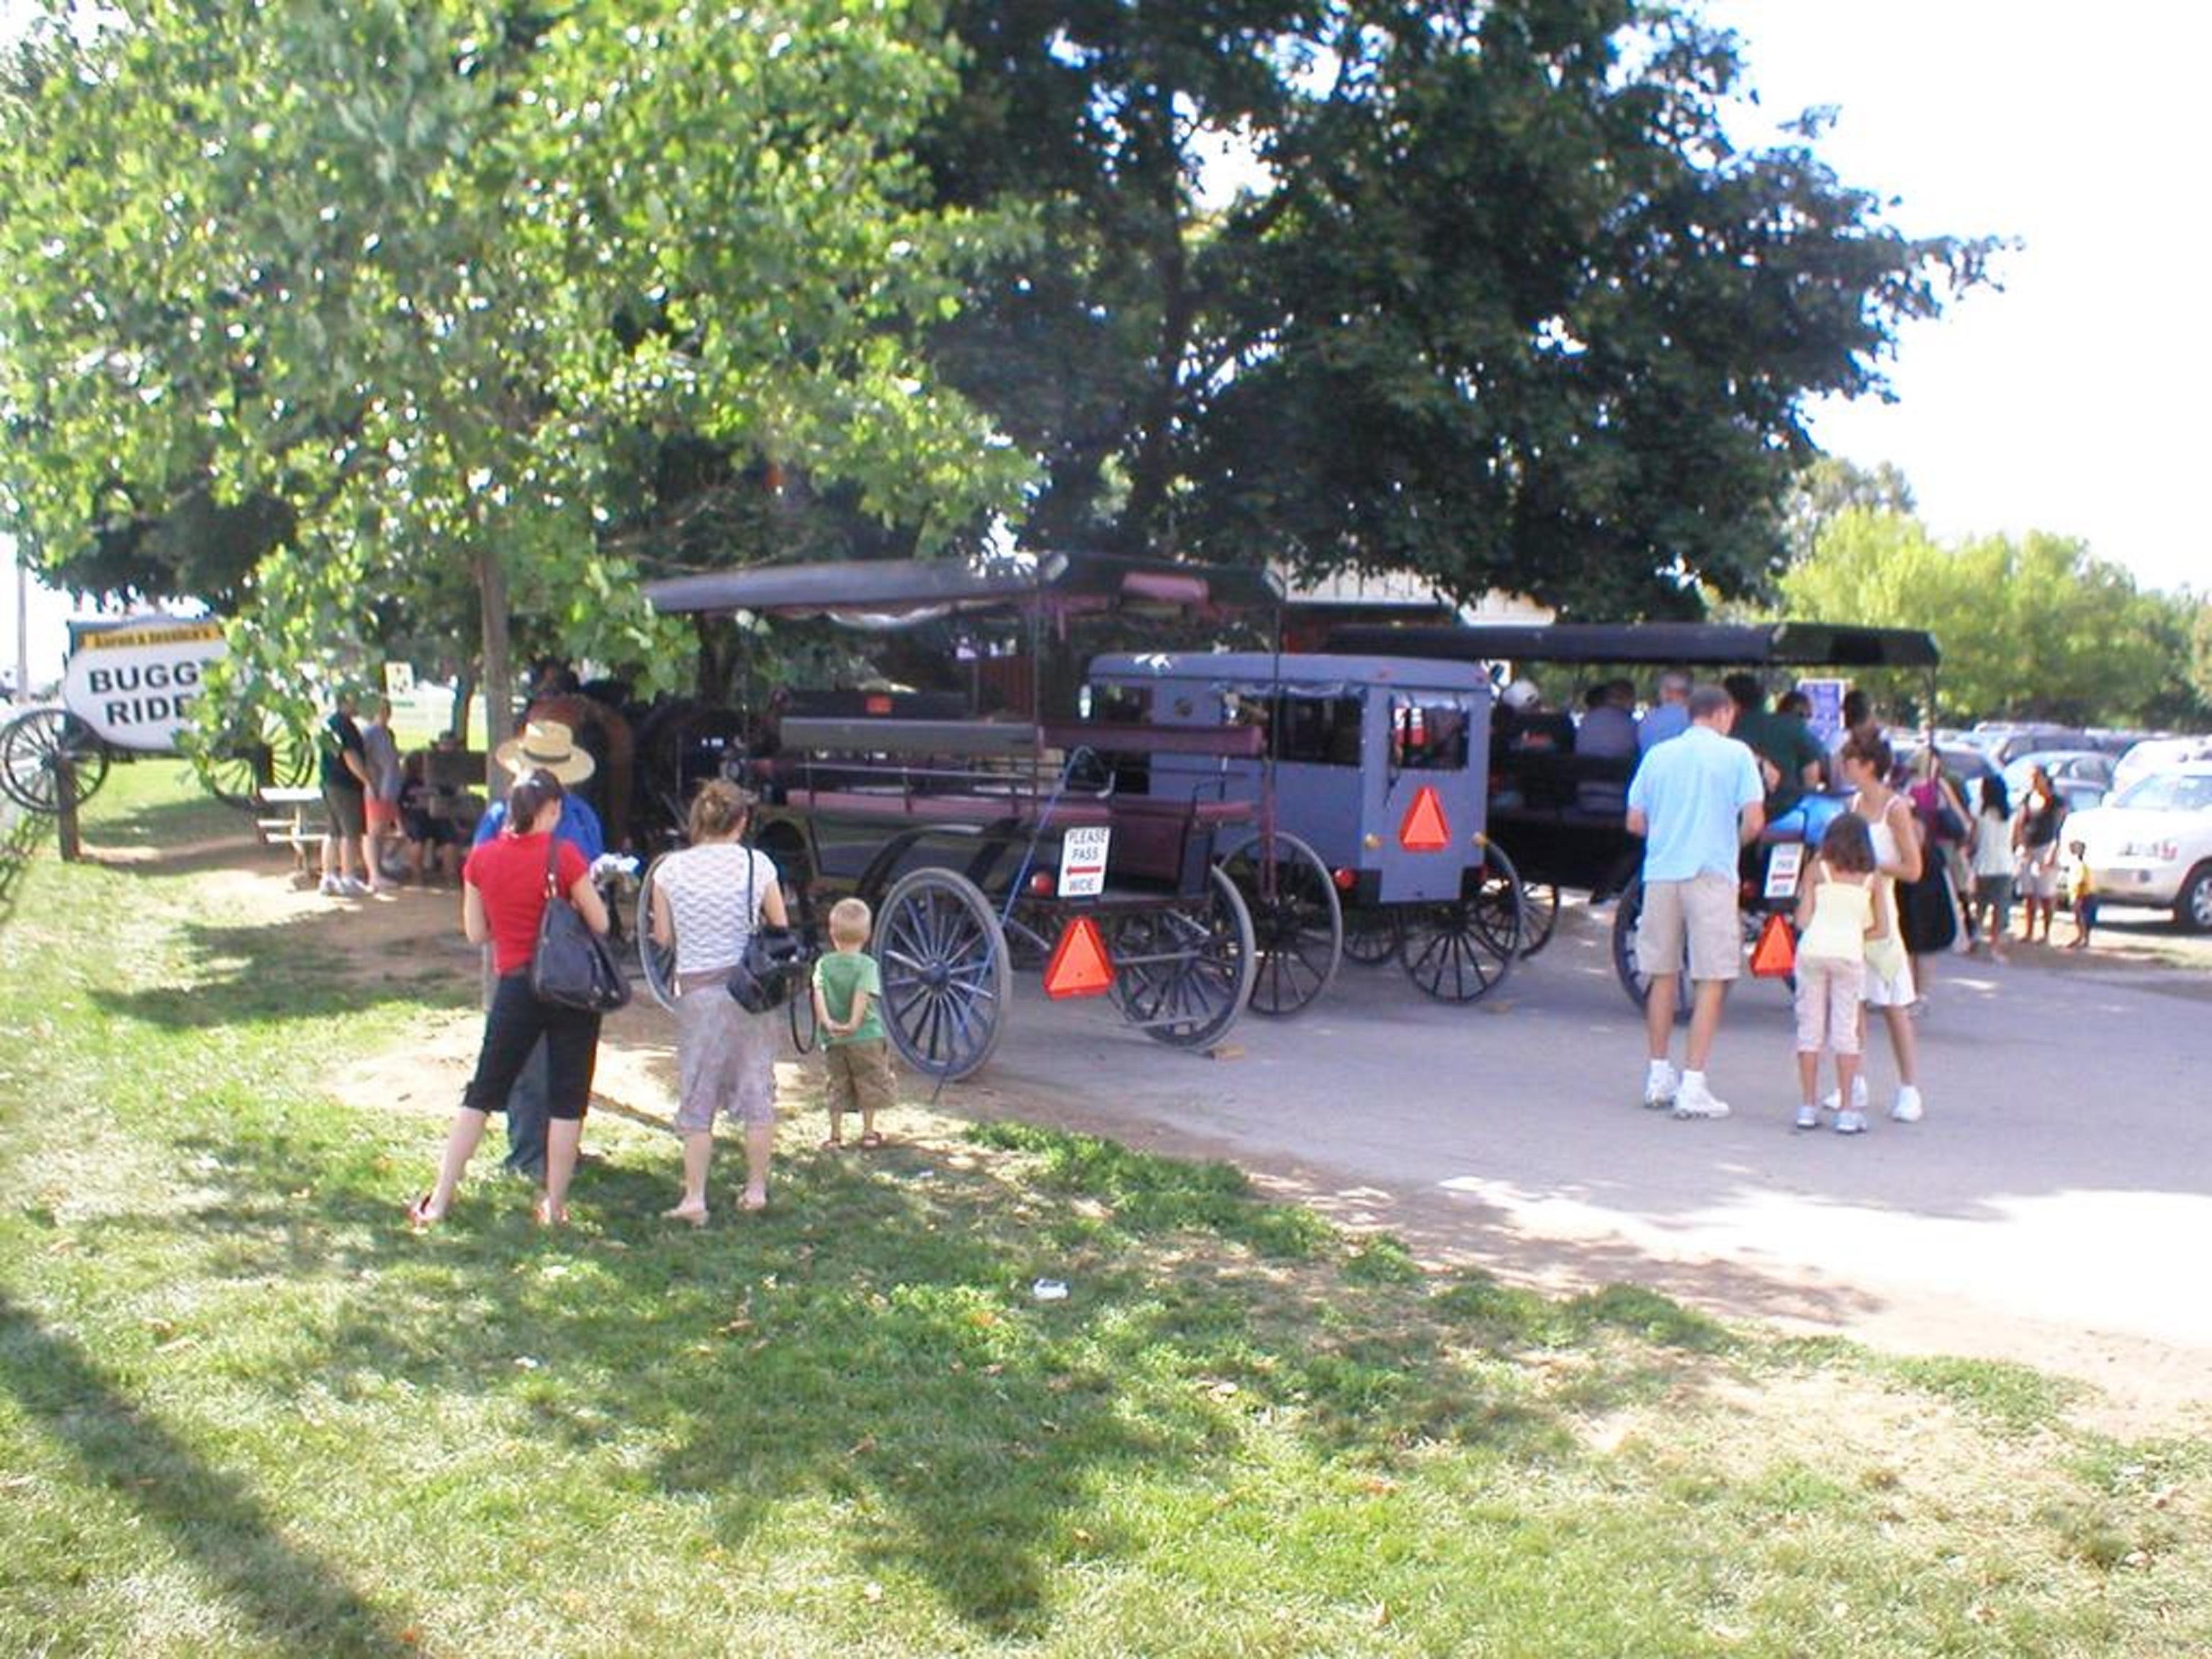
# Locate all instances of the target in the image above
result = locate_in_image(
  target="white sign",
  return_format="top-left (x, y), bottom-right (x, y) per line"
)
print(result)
top-left (383, 661), bottom-right (415, 696)
top-left (61, 620), bottom-right (227, 752)
top-left (1058, 826), bottom-right (1110, 898)
top-left (1763, 842), bottom-right (1805, 902)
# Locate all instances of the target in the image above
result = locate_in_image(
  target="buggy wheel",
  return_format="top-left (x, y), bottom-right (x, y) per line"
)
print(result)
top-left (877, 867), bottom-right (1011, 1083)
top-left (1610, 876), bottom-right (1694, 1024)
top-left (0, 708), bottom-right (109, 815)
top-left (1341, 907), bottom-right (1403, 966)
top-left (1518, 881), bottom-right (1560, 958)
top-left (1107, 865), bottom-right (1256, 1048)
top-left (196, 721), bottom-right (314, 810)
top-left (788, 974), bottom-right (820, 1052)
top-left (1400, 845), bottom-right (1521, 1004)
top-left (635, 855), bottom-right (680, 1012)
top-left (1219, 831), bottom-right (1342, 1016)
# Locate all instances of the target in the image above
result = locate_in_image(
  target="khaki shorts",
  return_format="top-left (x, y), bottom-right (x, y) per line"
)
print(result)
top-left (823, 1039), bottom-right (896, 1122)
top-left (1635, 871), bottom-right (1743, 984)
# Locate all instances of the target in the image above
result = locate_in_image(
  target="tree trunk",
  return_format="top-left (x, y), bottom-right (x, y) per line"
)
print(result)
top-left (475, 541), bottom-right (513, 798)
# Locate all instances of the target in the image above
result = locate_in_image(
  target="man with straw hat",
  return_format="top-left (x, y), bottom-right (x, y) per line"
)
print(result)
top-left (471, 721), bottom-right (609, 1182)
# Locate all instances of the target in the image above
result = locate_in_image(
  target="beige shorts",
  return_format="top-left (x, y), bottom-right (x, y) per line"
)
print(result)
top-left (1635, 871), bottom-right (1743, 984)
top-left (823, 1039), bottom-right (896, 1122)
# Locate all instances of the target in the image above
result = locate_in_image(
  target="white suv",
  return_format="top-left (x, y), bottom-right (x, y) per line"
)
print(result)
top-left (2065, 763), bottom-right (2212, 931)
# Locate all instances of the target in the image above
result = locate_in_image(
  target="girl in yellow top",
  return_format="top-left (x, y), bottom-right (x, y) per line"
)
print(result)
top-left (1791, 812), bottom-right (1897, 1135)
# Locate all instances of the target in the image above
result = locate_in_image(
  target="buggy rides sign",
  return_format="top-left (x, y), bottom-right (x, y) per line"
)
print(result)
top-left (60, 618), bottom-right (227, 750)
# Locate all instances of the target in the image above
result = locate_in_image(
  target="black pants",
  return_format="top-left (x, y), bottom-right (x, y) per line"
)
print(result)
top-left (463, 972), bottom-right (601, 1123)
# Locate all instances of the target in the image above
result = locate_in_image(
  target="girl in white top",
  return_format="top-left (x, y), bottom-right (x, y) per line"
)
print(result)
top-left (1966, 773), bottom-right (2016, 961)
top-left (649, 780), bottom-right (788, 1222)
top-left (1833, 725), bottom-right (1925, 1124)
top-left (1791, 811), bottom-right (1895, 1134)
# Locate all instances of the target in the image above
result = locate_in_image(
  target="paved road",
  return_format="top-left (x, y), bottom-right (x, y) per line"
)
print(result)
top-left (961, 902), bottom-right (2212, 1412)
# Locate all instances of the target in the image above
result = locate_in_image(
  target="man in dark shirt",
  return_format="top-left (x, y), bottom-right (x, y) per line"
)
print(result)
top-left (1723, 675), bottom-right (1824, 823)
top-left (318, 691), bottom-right (373, 896)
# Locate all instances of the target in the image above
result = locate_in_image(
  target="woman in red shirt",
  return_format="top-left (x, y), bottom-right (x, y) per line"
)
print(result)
top-left (408, 770), bottom-right (611, 1228)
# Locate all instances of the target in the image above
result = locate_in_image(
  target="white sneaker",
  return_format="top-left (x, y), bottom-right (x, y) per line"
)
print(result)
top-left (319, 873), bottom-right (343, 896)
top-left (1642, 1062), bottom-right (1680, 1110)
top-left (1673, 1079), bottom-right (1731, 1120)
top-left (1794, 1103), bottom-right (1821, 1131)
top-left (1835, 1109), bottom-right (1868, 1135)
top-left (1889, 1086), bottom-right (1924, 1123)
top-left (1820, 1076), bottom-right (1871, 1114)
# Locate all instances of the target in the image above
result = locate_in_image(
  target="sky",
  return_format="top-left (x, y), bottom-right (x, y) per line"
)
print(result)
top-left (6, 1), bottom-right (2207, 688)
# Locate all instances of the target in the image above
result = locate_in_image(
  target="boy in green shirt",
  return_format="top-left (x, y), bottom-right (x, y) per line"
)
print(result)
top-left (811, 898), bottom-right (896, 1148)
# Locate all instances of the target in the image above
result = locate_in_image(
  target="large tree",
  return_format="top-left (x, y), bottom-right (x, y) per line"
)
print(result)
top-left (0, 0), bottom-right (1029, 739)
top-left (923, 0), bottom-right (1992, 616)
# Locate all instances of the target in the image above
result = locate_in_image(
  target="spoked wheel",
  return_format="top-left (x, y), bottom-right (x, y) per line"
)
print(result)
top-left (1610, 876), bottom-right (1693, 1024)
top-left (1218, 831), bottom-right (1342, 1016)
top-left (788, 973), bottom-right (820, 1053)
top-left (1107, 865), bottom-right (1257, 1048)
top-left (1341, 907), bottom-right (1403, 966)
top-left (1518, 881), bottom-right (1560, 958)
top-left (1400, 845), bottom-right (1521, 1004)
top-left (195, 721), bottom-right (315, 811)
top-left (0, 709), bottom-right (109, 815)
top-left (877, 867), bottom-right (1012, 1083)
top-left (635, 855), bottom-right (680, 1012)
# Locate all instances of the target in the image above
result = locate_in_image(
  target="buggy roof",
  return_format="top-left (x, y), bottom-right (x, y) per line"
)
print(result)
top-left (1324, 620), bottom-right (1940, 670)
top-left (644, 552), bottom-right (1283, 623)
top-left (1087, 651), bottom-right (1491, 695)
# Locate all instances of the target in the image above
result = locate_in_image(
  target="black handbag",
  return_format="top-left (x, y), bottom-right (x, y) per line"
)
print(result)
top-left (725, 847), bottom-right (809, 1014)
top-left (529, 836), bottom-right (631, 1012)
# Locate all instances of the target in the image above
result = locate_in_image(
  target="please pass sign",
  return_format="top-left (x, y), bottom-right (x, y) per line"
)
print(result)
top-left (62, 619), bottom-right (227, 751)
top-left (1058, 826), bottom-right (1110, 898)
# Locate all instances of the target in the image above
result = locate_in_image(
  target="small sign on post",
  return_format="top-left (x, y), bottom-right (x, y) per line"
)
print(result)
top-left (1057, 826), bottom-right (1110, 899)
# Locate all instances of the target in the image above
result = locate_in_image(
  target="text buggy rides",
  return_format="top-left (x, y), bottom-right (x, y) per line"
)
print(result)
top-left (1327, 619), bottom-right (1941, 1012)
top-left (1079, 651), bottom-right (1524, 1010)
top-left (0, 615), bottom-right (312, 818)
top-left (637, 554), bottom-right (1281, 1082)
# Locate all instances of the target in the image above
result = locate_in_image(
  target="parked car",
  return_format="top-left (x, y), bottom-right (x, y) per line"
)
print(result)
top-left (2063, 763), bottom-right (2212, 931)
top-left (2002, 749), bottom-right (2115, 814)
top-left (1973, 723), bottom-right (2095, 765)
top-left (1892, 736), bottom-right (1995, 790)
top-left (2113, 734), bottom-right (2212, 796)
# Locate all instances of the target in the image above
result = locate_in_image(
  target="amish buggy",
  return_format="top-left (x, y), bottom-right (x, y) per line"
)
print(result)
top-left (1327, 619), bottom-right (1943, 1013)
top-left (1079, 650), bottom-right (1525, 1010)
top-left (635, 553), bottom-right (1287, 1082)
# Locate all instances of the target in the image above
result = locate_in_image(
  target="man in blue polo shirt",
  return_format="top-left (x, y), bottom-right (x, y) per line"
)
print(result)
top-left (1625, 683), bottom-right (1765, 1120)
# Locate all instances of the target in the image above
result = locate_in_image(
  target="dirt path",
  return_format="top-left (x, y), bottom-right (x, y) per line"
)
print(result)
top-left (115, 832), bottom-right (2212, 1434)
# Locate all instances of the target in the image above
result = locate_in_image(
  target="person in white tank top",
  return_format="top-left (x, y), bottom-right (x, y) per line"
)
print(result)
top-left (1833, 727), bottom-right (1926, 1125)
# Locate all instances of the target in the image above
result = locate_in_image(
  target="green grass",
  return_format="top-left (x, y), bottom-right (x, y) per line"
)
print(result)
top-left (1, 766), bottom-right (2208, 1656)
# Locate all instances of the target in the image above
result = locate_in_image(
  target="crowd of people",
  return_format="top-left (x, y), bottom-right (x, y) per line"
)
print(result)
top-left (1560, 663), bottom-right (2084, 1138)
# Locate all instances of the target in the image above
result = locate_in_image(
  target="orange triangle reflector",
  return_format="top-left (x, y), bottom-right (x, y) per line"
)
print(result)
top-left (1398, 786), bottom-right (1452, 852)
top-left (1749, 912), bottom-right (1797, 979)
top-left (1044, 915), bottom-right (1115, 999)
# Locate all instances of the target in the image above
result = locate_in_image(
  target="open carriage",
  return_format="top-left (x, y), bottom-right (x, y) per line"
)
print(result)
top-left (0, 615), bottom-right (311, 819)
top-left (635, 554), bottom-right (1285, 1082)
top-left (1328, 620), bottom-right (1942, 1013)
top-left (1079, 651), bottom-right (1524, 1010)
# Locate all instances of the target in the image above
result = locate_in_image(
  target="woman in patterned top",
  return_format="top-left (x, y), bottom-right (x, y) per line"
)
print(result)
top-left (650, 780), bottom-right (788, 1221)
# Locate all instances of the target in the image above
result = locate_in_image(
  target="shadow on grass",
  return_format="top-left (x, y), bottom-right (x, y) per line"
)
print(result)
top-left (0, 1287), bottom-right (410, 1655)
top-left (90, 917), bottom-right (475, 1030)
top-left (130, 1115), bottom-right (1604, 1638)
top-left (0, 806), bottom-right (48, 926)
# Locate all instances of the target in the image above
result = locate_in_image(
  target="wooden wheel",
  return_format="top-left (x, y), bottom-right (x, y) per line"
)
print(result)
top-left (1218, 831), bottom-right (1342, 1016)
top-left (1400, 844), bottom-right (1521, 1004)
top-left (1517, 880), bottom-right (1559, 958)
top-left (1341, 907), bottom-right (1403, 966)
top-left (195, 720), bottom-right (314, 811)
top-left (1107, 865), bottom-right (1256, 1048)
top-left (877, 867), bottom-right (1012, 1082)
top-left (0, 708), bottom-right (109, 815)
top-left (634, 855), bottom-right (681, 1012)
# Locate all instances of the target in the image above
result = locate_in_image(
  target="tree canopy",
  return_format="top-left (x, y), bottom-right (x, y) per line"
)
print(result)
top-left (0, 0), bottom-right (1997, 735)
top-left (0, 0), bottom-right (1030, 730)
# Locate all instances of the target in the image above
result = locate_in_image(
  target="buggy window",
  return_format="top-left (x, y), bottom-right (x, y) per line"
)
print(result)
top-left (1389, 696), bottom-right (1471, 771)
top-left (1082, 682), bottom-right (1151, 723)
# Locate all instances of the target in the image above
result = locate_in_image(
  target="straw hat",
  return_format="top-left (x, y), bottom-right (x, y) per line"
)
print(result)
top-left (494, 719), bottom-right (596, 785)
